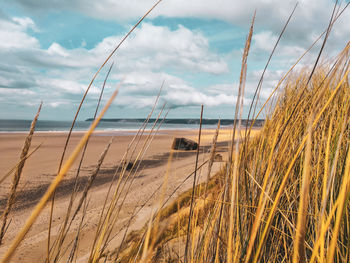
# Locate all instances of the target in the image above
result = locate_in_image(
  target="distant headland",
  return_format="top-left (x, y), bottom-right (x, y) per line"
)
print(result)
top-left (84, 118), bottom-right (265, 127)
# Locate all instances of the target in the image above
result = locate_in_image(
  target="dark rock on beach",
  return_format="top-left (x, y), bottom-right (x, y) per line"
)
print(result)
top-left (171, 137), bottom-right (198, 150)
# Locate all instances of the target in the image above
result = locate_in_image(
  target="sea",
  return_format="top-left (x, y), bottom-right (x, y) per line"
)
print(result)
top-left (0, 119), bottom-right (264, 133)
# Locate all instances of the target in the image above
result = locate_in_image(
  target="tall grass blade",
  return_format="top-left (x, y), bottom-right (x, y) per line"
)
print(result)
top-left (0, 103), bottom-right (42, 244)
top-left (0, 86), bottom-right (119, 263)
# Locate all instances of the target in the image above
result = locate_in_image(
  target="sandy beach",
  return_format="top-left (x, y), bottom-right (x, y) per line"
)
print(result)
top-left (0, 128), bottom-right (230, 262)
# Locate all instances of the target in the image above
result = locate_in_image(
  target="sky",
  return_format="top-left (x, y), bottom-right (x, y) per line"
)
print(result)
top-left (0, 0), bottom-right (349, 121)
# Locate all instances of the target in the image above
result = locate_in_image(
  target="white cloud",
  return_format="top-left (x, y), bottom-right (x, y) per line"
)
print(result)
top-left (48, 101), bottom-right (69, 108)
top-left (118, 71), bottom-right (186, 94)
top-left (37, 78), bottom-right (87, 94)
top-left (0, 17), bottom-right (232, 116)
top-left (0, 88), bottom-right (36, 96)
top-left (12, 17), bottom-right (38, 31)
top-left (253, 31), bottom-right (278, 52)
top-left (164, 84), bottom-right (236, 108)
top-left (112, 83), bottom-right (244, 109)
top-left (11, 0), bottom-right (350, 37)
top-left (0, 17), bottom-right (39, 49)
top-left (3, 0), bottom-right (350, 119)
top-left (8, 0), bottom-right (301, 23)
top-left (47, 43), bottom-right (70, 57)
top-left (9, 1), bottom-right (350, 62)
top-left (1, 22), bottom-right (227, 74)
top-left (92, 23), bottom-right (228, 74)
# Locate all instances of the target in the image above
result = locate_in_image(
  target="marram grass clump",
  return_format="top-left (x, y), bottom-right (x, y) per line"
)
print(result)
top-left (115, 42), bottom-right (350, 263)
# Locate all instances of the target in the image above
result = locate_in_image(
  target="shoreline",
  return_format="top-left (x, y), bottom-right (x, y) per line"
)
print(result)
top-left (0, 125), bottom-right (263, 135)
top-left (0, 126), bottom-right (232, 134)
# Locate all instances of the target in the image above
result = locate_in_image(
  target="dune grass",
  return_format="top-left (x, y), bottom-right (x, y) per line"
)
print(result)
top-left (112, 41), bottom-right (350, 263)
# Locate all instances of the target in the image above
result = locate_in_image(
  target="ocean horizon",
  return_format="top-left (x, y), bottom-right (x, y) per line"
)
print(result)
top-left (0, 119), bottom-right (264, 132)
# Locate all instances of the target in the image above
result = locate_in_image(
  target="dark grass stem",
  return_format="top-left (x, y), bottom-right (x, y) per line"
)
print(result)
top-left (47, 0), bottom-right (163, 257)
top-left (49, 63), bottom-right (114, 262)
top-left (184, 105), bottom-right (204, 263)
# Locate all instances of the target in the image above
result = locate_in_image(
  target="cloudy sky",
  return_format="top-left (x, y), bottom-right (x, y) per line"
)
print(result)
top-left (0, 0), bottom-right (349, 120)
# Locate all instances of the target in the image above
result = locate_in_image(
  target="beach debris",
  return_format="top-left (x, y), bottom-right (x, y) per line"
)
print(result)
top-left (214, 153), bottom-right (223, 162)
top-left (121, 161), bottom-right (134, 170)
top-left (171, 137), bottom-right (198, 150)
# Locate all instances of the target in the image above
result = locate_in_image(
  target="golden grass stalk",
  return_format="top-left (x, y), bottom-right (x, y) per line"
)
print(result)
top-left (0, 87), bottom-right (119, 263)
top-left (244, 119), bottom-right (281, 262)
top-left (270, 2), bottom-right (340, 151)
top-left (73, 138), bottom-right (113, 223)
top-left (292, 119), bottom-right (312, 263)
top-left (67, 197), bottom-right (89, 263)
top-left (116, 34), bottom-right (350, 263)
top-left (0, 103), bottom-right (42, 244)
top-left (253, 56), bottom-right (350, 262)
top-left (89, 105), bottom-right (167, 262)
top-left (105, 106), bottom-right (167, 226)
top-left (245, 3), bottom-right (297, 130)
top-left (143, 149), bottom-right (174, 262)
top-left (0, 143), bottom-right (42, 186)
top-left (244, 2), bottom-right (349, 138)
top-left (47, 0), bottom-right (163, 253)
top-left (49, 63), bottom-right (114, 262)
top-left (227, 12), bottom-right (254, 263)
top-left (86, 86), bottom-right (164, 260)
top-left (205, 120), bottom-right (220, 187)
top-left (310, 171), bottom-right (350, 262)
top-left (139, 150), bottom-right (174, 263)
top-left (140, 208), bottom-right (155, 262)
top-left (326, 134), bottom-right (350, 261)
top-left (316, 112), bottom-right (334, 260)
top-left (51, 138), bottom-right (114, 261)
top-left (117, 117), bottom-right (211, 262)
top-left (102, 110), bottom-right (170, 254)
top-left (86, 102), bottom-right (165, 262)
top-left (112, 117), bottom-right (169, 251)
